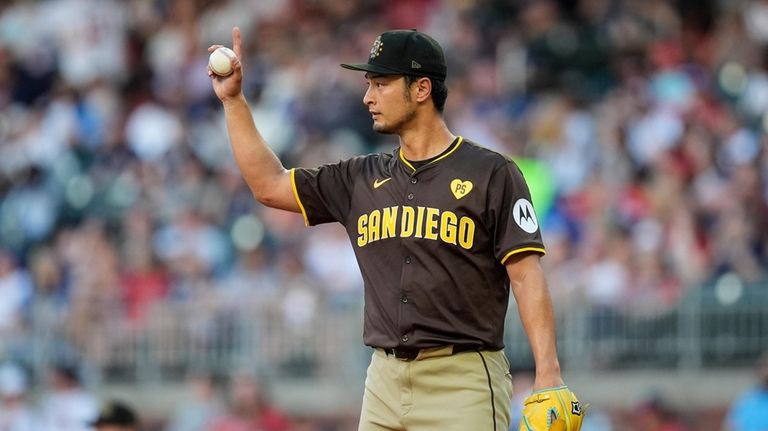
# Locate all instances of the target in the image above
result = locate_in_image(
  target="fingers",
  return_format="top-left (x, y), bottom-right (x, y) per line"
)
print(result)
top-left (207, 27), bottom-right (242, 81)
top-left (233, 26), bottom-right (242, 59)
top-left (231, 55), bottom-right (241, 74)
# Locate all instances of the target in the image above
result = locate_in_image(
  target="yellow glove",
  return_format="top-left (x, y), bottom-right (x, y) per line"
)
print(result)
top-left (519, 386), bottom-right (587, 431)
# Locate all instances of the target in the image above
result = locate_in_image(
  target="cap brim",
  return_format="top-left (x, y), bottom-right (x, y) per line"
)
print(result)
top-left (340, 63), bottom-right (405, 75)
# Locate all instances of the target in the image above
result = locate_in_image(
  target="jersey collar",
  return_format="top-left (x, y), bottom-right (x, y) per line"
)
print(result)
top-left (398, 136), bottom-right (464, 173)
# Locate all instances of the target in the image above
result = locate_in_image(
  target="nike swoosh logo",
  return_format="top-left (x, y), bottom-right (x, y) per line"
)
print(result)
top-left (373, 178), bottom-right (392, 189)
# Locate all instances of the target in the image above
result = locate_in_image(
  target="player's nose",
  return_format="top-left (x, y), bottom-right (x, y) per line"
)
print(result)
top-left (363, 86), bottom-right (374, 106)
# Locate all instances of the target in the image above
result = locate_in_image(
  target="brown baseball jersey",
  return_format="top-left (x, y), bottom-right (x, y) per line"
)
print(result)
top-left (290, 136), bottom-right (545, 350)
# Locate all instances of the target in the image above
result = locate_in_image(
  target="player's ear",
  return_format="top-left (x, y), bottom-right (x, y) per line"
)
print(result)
top-left (414, 77), bottom-right (432, 104)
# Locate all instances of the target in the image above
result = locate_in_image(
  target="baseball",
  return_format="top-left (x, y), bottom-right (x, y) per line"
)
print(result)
top-left (209, 46), bottom-right (236, 76)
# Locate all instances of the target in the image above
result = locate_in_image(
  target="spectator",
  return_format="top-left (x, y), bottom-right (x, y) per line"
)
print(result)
top-left (38, 363), bottom-right (99, 431)
top-left (302, 224), bottom-right (363, 309)
top-left (119, 242), bottom-right (170, 326)
top-left (165, 372), bottom-right (223, 431)
top-left (205, 373), bottom-right (289, 431)
top-left (633, 395), bottom-right (690, 431)
top-left (725, 352), bottom-right (768, 431)
top-left (0, 362), bottom-right (37, 431)
top-left (0, 249), bottom-right (32, 355)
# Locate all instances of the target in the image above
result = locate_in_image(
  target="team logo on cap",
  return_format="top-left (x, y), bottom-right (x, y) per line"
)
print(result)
top-left (513, 198), bottom-right (539, 233)
top-left (370, 36), bottom-right (384, 59)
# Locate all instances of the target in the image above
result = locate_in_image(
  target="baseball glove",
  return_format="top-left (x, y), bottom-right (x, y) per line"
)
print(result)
top-left (519, 386), bottom-right (587, 431)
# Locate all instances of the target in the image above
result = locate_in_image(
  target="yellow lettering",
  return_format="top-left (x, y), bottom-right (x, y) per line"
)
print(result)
top-left (361, 207), bottom-right (473, 249)
top-left (440, 211), bottom-right (458, 245)
top-left (382, 207), bottom-right (398, 239)
top-left (368, 210), bottom-right (381, 243)
top-left (424, 207), bottom-right (440, 240)
top-left (458, 216), bottom-right (475, 249)
top-left (400, 206), bottom-right (415, 238)
top-left (357, 214), bottom-right (368, 247)
top-left (414, 206), bottom-right (426, 238)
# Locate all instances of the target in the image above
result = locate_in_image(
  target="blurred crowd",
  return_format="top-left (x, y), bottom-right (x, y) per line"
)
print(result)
top-left (0, 360), bottom-right (342, 431)
top-left (1, 0), bottom-right (768, 429)
top-left (1, 356), bottom-right (766, 430)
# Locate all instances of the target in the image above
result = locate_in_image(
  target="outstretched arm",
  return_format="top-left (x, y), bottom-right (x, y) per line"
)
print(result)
top-left (208, 27), bottom-right (299, 212)
top-left (506, 252), bottom-right (564, 390)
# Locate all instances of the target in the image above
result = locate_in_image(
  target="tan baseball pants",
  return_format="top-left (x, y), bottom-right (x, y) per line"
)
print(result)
top-left (358, 346), bottom-right (513, 431)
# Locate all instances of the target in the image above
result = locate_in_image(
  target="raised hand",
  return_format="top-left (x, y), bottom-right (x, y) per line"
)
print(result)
top-left (208, 26), bottom-right (243, 102)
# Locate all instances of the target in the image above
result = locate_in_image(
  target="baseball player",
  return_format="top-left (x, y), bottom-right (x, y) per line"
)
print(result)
top-left (208, 27), bottom-right (585, 431)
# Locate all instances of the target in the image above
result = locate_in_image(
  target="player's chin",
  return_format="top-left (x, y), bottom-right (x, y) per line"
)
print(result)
top-left (372, 122), bottom-right (396, 135)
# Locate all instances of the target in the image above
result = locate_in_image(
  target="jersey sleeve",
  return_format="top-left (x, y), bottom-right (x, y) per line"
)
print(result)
top-left (488, 159), bottom-right (546, 264)
top-left (291, 158), bottom-right (361, 226)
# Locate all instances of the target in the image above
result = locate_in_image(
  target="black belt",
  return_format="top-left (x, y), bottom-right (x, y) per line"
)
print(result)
top-left (382, 344), bottom-right (482, 361)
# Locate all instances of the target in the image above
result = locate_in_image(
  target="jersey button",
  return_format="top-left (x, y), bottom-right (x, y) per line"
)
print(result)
top-left (401, 295), bottom-right (408, 303)
top-left (401, 335), bottom-right (409, 342)
top-left (404, 256), bottom-right (412, 264)
top-left (407, 193), bottom-right (414, 200)
top-left (410, 178), bottom-right (417, 184)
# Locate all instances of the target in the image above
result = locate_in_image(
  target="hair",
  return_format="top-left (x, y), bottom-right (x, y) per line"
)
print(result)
top-left (404, 75), bottom-right (448, 113)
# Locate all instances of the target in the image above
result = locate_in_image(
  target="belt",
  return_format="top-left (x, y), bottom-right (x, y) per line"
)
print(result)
top-left (382, 344), bottom-right (482, 361)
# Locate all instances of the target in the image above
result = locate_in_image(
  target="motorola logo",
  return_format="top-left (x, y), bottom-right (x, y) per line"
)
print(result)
top-left (513, 199), bottom-right (539, 233)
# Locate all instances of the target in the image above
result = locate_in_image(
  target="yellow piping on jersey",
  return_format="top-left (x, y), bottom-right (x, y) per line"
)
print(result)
top-left (398, 136), bottom-right (464, 172)
top-left (428, 136), bottom-right (464, 165)
top-left (500, 247), bottom-right (546, 264)
top-left (290, 168), bottom-right (310, 226)
top-left (399, 151), bottom-right (416, 172)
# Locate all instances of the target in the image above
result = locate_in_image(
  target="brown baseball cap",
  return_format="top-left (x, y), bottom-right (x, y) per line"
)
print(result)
top-left (341, 29), bottom-right (447, 81)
